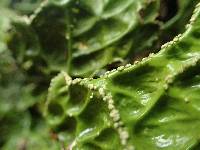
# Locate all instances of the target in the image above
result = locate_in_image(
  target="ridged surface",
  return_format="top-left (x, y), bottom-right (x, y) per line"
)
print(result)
top-left (46, 3), bottom-right (200, 150)
top-left (8, 0), bottom-right (161, 77)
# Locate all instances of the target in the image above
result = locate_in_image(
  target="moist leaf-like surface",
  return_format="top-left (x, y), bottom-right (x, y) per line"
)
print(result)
top-left (46, 3), bottom-right (200, 149)
top-left (9, 0), bottom-right (161, 77)
top-left (1, 0), bottom-right (200, 150)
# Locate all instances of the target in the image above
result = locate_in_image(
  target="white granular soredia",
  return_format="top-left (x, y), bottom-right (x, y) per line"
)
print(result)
top-left (99, 88), bottom-right (105, 96)
top-left (110, 109), bottom-right (119, 118)
top-left (93, 86), bottom-right (97, 90)
top-left (114, 122), bottom-right (120, 128)
top-left (125, 63), bottom-right (131, 67)
top-left (108, 98), bottom-right (114, 104)
top-left (62, 71), bottom-right (72, 86)
top-left (29, 0), bottom-right (48, 22)
top-left (148, 53), bottom-right (155, 57)
top-left (103, 95), bottom-right (112, 101)
top-left (103, 97), bottom-right (107, 101)
top-left (163, 84), bottom-right (168, 90)
top-left (88, 84), bottom-right (94, 90)
top-left (112, 113), bottom-right (120, 122)
top-left (90, 93), bottom-right (94, 99)
top-left (108, 103), bottom-right (114, 109)
top-left (72, 78), bottom-right (81, 85)
top-left (72, 78), bottom-right (129, 148)
top-left (111, 69), bottom-right (117, 72)
top-left (82, 78), bottom-right (88, 82)
top-left (105, 71), bottom-right (110, 75)
top-left (117, 66), bottom-right (125, 71)
top-left (119, 130), bottom-right (129, 145)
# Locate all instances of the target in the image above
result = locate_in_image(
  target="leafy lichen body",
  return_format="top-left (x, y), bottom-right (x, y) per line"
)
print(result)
top-left (46, 3), bottom-right (200, 150)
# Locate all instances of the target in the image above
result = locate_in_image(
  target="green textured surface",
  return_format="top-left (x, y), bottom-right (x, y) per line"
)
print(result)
top-left (8, 0), bottom-right (199, 78)
top-left (46, 3), bottom-right (200, 150)
top-left (1, 0), bottom-right (200, 150)
top-left (1, 113), bottom-right (61, 150)
top-left (159, 0), bottom-right (199, 44)
top-left (8, 0), bottom-right (161, 77)
top-left (0, 7), bottom-right (37, 118)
